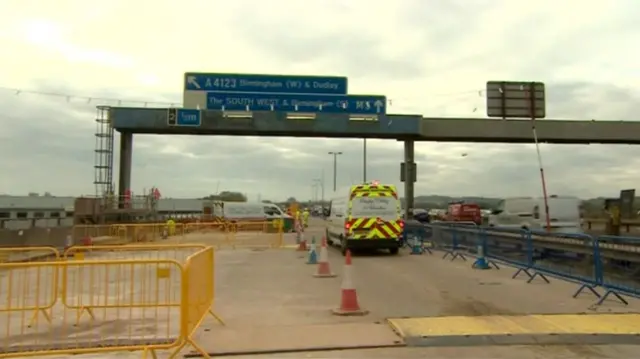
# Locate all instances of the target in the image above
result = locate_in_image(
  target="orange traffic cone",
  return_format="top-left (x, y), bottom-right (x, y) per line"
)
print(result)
top-left (332, 250), bottom-right (368, 316)
top-left (313, 238), bottom-right (336, 278)
top-left (297, 232), bottom-right (308, 251)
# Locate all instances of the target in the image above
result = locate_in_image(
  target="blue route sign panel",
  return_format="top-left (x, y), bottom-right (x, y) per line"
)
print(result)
top-left (168, 108), bottom-right (201, 127)
top-left (184, 72), bottom-right (348, 95)
top-left (206, 92), bottom-right (386, 115)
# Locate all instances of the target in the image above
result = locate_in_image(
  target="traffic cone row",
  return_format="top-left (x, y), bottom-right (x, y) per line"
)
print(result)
top-left (298, 235), bottom-right (367, 316)
top-left (313, 238), bottom-right (336, 278)
top-left (332, 250), bottom-right (368, 316)
top-left (306, 238), bottom-right (317, 264)
top-left (295, 221), bottom-right (307, 251)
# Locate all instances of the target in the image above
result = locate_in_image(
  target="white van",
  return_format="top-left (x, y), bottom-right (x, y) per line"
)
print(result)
top-left (488, 195), bottom-right (581, 233)
top-left (221, 202), bottom-right (290, 221)
top-left (325, 183), bottom-right (403, 255)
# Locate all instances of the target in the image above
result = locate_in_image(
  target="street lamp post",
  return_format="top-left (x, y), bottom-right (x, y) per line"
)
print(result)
top-left (313, 178), bottom-right (324, 204)
top-left (363, 139), bottom-right (367, 183)
top-left (328, 151), bottom-right (343, 192)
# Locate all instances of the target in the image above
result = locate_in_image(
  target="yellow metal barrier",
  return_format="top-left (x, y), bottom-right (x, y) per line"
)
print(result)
top-left (0, 246), bottom-right (222, 359)
top-left (63, 243), bottom-right (207, 263)
top-left (225, 221), bottom-right (283, 249)
top-left (113, 225), bottom-right (128, 242)
top-left (109, 223), bottom-right (185, 243)
top-left (0, 246), bottom-right (60, 263)
top-left (0, 248), bottom-right (59, 329)
top-left (178, 246), bottom-right (222, 355)
top-left (184, 221), bottom-right (284, 249)
top-left (184, 222), bottom-right (226, 234)
top-left (72, 225), bottom-right (113, 241)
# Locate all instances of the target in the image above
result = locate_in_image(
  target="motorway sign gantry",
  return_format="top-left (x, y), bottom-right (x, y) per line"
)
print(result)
top-left (167, 108), bottom-right (202, 127)
top-left (206, 92), bottom-right (387, 115)
top-left (184, 72), bottom-right (348, 95)
top-left (183, 72), bottom-right (349, 110)
top-left (182, 72), bottom-right (387, 115)
top-left (486, 81), bottom-right (546, 119)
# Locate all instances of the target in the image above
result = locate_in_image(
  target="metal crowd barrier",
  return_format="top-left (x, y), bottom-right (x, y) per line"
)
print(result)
top-left (72, 225), bottom-right (114, 241)
top-left (72, 223), bottom-right (186, 245)
top-left (109, 223), bottom-right (185, 243)
top-left (0, 246), bottom-right (60, 264)
top-left (0, 244), bottom-right (222, 359)
top-left (423, 223), bottom-right (640, 306)
top-left (73, 221), bottom-right (285, 249)
top-left (184, 221), bottom-right (284, 249)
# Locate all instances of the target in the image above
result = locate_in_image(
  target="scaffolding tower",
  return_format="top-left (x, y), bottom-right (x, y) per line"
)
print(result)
top-left (94, 106), bottom-right (115, 198)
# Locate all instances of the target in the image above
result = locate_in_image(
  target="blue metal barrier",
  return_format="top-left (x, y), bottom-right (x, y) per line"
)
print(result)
top-left (425, 223), bottom-right (640, 306)
top-left (594, 235), bottom-right (640, 305)
top-left (403, 220), bottom-right (433, 255)
top-left (434, 222), bottom-right (478, 262)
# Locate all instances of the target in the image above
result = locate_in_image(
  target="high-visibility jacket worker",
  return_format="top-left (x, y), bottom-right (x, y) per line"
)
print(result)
top-left (166, 218), bottom-right (176, 236)
top-left (295, 210), bottom-right (301, 227)
top-left (302, 209), bottom-right (310, 227)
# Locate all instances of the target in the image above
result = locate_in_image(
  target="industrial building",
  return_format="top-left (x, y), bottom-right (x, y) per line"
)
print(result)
top-left (0, 195), bottom-right (208, 230)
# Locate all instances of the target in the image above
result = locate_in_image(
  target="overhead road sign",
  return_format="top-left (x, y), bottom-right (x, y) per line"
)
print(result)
top-left (205, 92), bottom-right (386, 115)
top-left (167, 108), bottom-right (201, 127)
top-left (184, 72), bottom-right (348, 95)
top-left (486, 81), bottom-right (546, 119)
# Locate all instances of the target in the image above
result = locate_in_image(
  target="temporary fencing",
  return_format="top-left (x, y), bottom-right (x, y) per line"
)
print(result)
top-left (71, 225), bottom-right (114, 242)
top-left (226, 221), bottom-right (284, 248)
top-left (423, 223), bottom-right (640, 306)
top-left (0, 246), bottom-right (60, 263)
top-left (184, 222), bottom-right (226, 235)
top-left (71, 223), bottom-right (185, 245)
top-left (184, 221), bottom-right (284, 249)
top-left (109, 223), bottom-right (185, 243)
top-left (0, 247), bottom-right (61, 333)
top-left (0, 244), bottom-right (222, 358)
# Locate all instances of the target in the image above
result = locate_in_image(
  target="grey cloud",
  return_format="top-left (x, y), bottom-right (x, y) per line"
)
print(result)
top-left (231, 17), bottom-right (425, 81)
top-left (545, 82), bottom-right (640, 120)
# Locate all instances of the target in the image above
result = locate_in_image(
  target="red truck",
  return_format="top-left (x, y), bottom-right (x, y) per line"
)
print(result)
top-left (446, 202), bottom-right (482, 225)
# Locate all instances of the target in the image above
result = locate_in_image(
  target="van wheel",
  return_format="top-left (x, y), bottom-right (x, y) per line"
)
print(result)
top-left (389, 247), bottom-right (399, 255)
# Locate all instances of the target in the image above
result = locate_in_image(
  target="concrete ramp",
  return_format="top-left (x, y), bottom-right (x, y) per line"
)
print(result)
top-left (185, 322), bottom-right (404, 357)
top-left (387, 313), bottom-right (640, 346)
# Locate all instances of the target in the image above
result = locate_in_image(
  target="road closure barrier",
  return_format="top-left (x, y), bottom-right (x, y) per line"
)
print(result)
top-left (0, 246), bottom-right (61, 263)
top-left (184, 222), bottom-right (226, 234)
top-left (225, 221), bottom-right (284, 248)
top-left (72, 225), bottom-right (114, 241)
top-left (184, 221), bottom-right (284, 249)
top-left (0, 244), bottom-right (222, 359)
top-left (71, 223), bottom-right (185, 246)
top-left (424, 223), bottom-right (640, 307)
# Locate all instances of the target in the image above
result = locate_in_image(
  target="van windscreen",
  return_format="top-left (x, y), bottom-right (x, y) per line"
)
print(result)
top-left (350, 197), bottom-right (398, 220)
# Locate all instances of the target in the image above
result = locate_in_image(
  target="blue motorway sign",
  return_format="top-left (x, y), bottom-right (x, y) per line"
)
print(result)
top-left (184, 72), bottom-right (348, 95)
top-left (206, 92), bottom-right (386, 115)
top-left (168, 108), bottom-right (201, 127)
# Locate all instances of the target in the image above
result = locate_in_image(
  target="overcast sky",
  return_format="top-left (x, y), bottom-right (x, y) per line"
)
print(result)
top-left (0, 0), bottom-right (639, 201)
